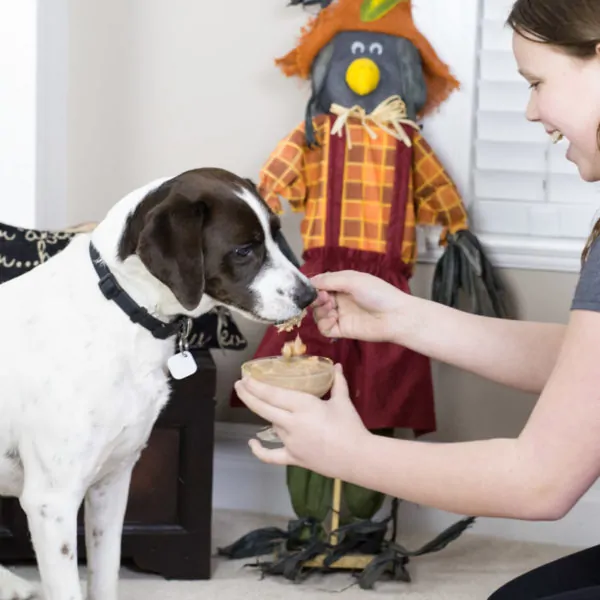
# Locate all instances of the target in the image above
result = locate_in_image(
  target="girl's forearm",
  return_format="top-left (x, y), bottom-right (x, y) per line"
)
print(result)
top-left (339, 434), bottom-right (561, 521)
top-left (396, 299), bottom-right (566, 393)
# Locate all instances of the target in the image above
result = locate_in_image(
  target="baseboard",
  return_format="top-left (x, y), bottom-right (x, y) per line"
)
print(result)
top-left (213, 422), bottom-right (600, 548)
top-left (213, 422), bottom-right (295, 518)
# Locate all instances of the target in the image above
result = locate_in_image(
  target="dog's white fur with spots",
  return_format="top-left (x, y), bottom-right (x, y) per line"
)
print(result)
top-left (0, 168), bottom-right (315, 600)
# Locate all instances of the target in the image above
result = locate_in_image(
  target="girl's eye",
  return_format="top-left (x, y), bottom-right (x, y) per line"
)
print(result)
top-left (529, 82), bottom-right (540, 90)
top-left (235, 245), bottom-right (253, 258)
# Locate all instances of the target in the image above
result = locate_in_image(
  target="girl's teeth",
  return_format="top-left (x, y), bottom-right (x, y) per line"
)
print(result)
top-left (551, 131), bottom-right (564, 144)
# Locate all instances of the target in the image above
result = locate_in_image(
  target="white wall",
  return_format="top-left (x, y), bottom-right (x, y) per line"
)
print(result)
top-left (0, 0), bottom-right (69, 230)
top-left (0, 0), bottom-right (38, 228)
top-left (36, 0), bottom-right (69, 230)
top-left (64, 0), bottom-right (478, 220)
top-left (66, 0), bottom-right (134, 225)
top-left (66, 0), bottom-right (312, 225)
top-left (411, 0), bottom-right (479, 202)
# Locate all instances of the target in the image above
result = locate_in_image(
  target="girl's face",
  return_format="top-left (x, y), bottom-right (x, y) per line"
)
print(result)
top-left (513, 31), bottom-right (600, 182)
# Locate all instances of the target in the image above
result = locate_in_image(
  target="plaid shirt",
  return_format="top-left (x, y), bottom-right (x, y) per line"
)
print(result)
top-left (259, 114), bottom-right (468, 265)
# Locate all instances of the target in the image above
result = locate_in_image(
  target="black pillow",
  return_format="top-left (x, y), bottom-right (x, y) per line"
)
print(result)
top-left (0, 223), bottom-right (74, 285)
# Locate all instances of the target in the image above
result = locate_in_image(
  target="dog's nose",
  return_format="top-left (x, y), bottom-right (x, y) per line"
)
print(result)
top-left (293, 283), bottom-right (318, 310)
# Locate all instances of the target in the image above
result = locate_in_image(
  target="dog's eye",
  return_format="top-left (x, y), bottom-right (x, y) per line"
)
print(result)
top-left (235, 245), bottom-right (253, 258)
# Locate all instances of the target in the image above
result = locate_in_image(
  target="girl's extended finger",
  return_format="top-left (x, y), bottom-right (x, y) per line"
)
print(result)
top-left (330, 364), bottom-right (350, 400)
top-left (312, 290), bottom-right (332, 307)
top-left (311, 271), bottom-right (354, 292)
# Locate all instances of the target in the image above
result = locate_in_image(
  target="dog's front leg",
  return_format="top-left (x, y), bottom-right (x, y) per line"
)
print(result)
top-left (20, 490), bottom-right (83, 600)
top-left (84, 464), bottom-right (134, 600)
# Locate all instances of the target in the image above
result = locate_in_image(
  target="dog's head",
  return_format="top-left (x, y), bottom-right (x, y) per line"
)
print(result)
top-left (113, 168), bottom-right (316, 324)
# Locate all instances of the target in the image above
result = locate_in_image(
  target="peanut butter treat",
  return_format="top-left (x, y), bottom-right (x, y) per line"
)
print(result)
top-left (276, 308), bottom-right (307, 333)
top-left (281, 334), bottom-right (307, 359)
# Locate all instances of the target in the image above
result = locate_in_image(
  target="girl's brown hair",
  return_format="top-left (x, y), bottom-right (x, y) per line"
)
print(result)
top-left (506, 0), bottom-right (600, 264)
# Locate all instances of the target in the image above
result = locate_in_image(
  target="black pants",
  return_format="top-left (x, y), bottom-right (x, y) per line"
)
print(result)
top-left (489, 544), bottom-right (600, 599)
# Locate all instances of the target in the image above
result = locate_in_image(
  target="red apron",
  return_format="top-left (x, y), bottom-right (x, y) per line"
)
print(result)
top-left (231, 122), bottom-right (436, 435)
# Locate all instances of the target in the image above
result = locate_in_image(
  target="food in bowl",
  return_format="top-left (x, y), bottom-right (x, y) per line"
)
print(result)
top-left (241, 334), bottom-right (334, 442)
top-left (241, 355), bottom-right (334, 398)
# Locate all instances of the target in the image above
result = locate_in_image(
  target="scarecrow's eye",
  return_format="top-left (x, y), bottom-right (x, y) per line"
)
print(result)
top-left (351, 41), bottom-right (366, 55)
top-left (369, 42), bottom-right (383, 56)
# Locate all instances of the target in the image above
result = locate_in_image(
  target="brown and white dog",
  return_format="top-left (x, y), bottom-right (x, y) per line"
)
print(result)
top-left (0, 168), bottom-right (316, 600)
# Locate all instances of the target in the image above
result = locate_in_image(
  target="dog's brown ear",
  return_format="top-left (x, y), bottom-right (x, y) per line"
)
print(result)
top-left (137, 194), bottom-right (206, 311)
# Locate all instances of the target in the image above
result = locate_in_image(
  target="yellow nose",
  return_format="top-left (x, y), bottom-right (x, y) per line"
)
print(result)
top-left (345, 58), bottom-right (380, 96)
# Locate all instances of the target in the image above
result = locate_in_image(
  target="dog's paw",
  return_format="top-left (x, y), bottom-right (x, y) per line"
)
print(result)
top-left (0, 566), bottom-right (40, 600)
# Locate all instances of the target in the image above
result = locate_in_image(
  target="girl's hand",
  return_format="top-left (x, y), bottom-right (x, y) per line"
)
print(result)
top-left (234, 364), bottom-right (368, 479)
top-left (310, 270), bottom-right (411, 343)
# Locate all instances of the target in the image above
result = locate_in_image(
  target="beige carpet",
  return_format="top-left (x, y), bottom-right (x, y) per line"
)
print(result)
top-left (10, 510), bottom-right (581, 599)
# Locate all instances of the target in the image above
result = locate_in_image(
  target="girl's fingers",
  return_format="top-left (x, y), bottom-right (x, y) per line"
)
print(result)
top-left (235, 381), bottom-right (293, 427)
top-left (312, 290), bottom-right (331, 307)
top-left (248, 439), bottom-right (294, 466)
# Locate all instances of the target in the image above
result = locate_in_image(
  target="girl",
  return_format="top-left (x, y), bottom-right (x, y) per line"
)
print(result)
top-left (235, 1), bottom-right (600, 597)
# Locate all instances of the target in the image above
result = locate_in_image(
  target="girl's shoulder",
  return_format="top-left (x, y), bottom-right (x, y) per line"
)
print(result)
top-left (572, 237), bottom-right (600, 312)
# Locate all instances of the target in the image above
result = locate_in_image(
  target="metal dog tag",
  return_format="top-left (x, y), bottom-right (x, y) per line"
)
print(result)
top-left (167, 351), bottom-right (197, 380)
top-left (168, 317), bottom-right (197, 380)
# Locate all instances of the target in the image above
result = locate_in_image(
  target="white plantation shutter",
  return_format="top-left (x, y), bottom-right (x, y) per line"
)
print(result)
top-left (467, 0), bottom-right (600, 269)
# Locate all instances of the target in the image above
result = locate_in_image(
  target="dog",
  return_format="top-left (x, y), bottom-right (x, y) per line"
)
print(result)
top-left (0, 167), bottom-right (317, 600)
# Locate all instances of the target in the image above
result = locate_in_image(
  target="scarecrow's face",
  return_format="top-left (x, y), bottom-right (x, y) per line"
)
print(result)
top-left (313, 31), bottom-right (426, 118)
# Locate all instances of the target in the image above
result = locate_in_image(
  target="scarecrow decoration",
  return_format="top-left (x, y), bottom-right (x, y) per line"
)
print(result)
top-left (222, 0), bottom-right (512, 588)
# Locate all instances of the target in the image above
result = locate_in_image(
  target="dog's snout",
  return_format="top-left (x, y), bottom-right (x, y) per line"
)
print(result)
top-left (293, 282), bottom-right (318, 310)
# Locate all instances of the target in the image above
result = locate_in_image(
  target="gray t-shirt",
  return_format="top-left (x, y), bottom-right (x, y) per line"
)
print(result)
top-left (572, 238), bottom-right (600, 311)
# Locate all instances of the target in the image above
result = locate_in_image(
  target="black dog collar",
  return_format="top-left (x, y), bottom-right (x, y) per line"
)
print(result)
top-left (89, 242), bottom-right (190, 341)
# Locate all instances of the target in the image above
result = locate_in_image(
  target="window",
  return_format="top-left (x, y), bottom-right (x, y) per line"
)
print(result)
top-left (469, 0), bottom-right (600, 271)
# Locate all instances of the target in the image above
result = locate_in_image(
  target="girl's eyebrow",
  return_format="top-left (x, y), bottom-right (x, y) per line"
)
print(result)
top-left (518, 68), bottom-right (539, 80)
